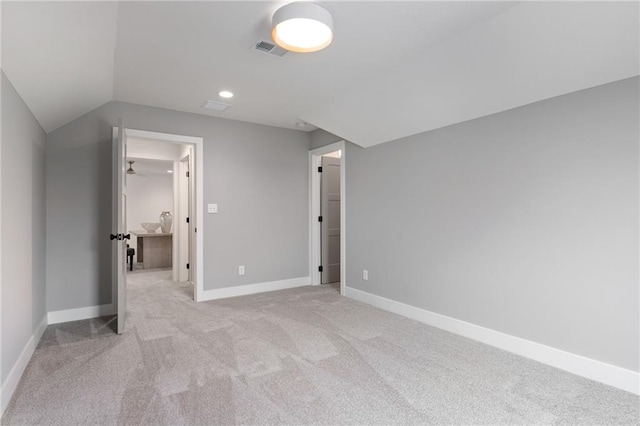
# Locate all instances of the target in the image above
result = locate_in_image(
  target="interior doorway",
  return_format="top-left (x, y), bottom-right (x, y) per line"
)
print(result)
top-left (320, 152), bottom-right (341, 285)
top-left (112, 127), bottom-right (204, 315)
top-left (309, 141), bottom-right (346, 295)
top-left (125, 156), bottom-right (176, 274)
top-left (125, 137), bottom-right (194, 283)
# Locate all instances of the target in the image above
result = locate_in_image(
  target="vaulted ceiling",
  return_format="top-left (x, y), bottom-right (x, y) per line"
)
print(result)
top-left (2, 1), bottom-right (638, 148)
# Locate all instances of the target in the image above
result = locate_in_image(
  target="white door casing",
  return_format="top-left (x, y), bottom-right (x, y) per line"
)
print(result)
top-left (321, 156), bottom-right (341, 284)
top-left (309, 140), bottom-right (346, 295)
top-left (112, 128), bottom-right (204, 301)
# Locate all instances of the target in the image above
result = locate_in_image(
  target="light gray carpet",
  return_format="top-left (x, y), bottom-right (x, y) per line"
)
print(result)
top-left (2, 271), bottom-right (638, 425)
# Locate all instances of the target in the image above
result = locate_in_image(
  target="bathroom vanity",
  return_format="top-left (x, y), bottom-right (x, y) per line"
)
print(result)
top-left (131, 231), bottom-right (172, 269)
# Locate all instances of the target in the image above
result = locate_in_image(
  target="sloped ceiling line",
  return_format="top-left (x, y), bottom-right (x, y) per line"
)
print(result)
top-left (2, 1), bottom-right (638, 147)
top-left (300, 1), bottom-right (640, 147)
top-left (2, 1), bottom-right (119, 133)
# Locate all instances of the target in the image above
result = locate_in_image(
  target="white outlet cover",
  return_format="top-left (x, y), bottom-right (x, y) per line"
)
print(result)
top-left (239, 265), bottom-right (245, 275)
top-left (208, 203), bottom-right (218, 213)
top-left (363, 270), bottom-right (368, 280)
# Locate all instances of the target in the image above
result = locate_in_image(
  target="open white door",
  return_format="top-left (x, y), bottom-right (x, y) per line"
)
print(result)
top-left (178, 156), bottom-right (189, 281)
top-left (321, 156), bottom-right (341, 284)
top-left (178, 150), bottom-right (194, 283)
top-left (188, 147), bottom-right (195, 284)
top-left (112, 120), bottom-right (128, 334)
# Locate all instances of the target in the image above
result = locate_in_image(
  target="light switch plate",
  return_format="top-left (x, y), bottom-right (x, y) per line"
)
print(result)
top-left (208, 203), bottom-right (218, 213)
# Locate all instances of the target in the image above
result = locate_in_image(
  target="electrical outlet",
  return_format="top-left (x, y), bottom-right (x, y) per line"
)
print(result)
top-left (363, 269), bottom-right (368, 280)
top-left (208, 203), bottom-right (218, 213)
top-left (238, 265), bottom-right (245, 275)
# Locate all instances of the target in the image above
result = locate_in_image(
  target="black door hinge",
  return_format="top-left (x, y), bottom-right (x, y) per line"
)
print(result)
top-left (186, 217), bottom-right (189, 223)
top-left (186, 171), bottom-right (190, 178)
top-left (319, 265), bottom-right (323, 272)
top-left (318, 166), bottom-right (323, 172)
top-left (318, 216), bottom-right (323, 222)
top-left (186, 263), bottom-right (190, 270)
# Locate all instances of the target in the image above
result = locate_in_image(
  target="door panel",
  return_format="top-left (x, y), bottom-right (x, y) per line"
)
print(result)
top-left (187, 148), bottom-right (195, 284)
top-left (321, 156), bottom-right (341, 284)
top-left (178, 157), bottom-right (189, 281)
top-left (113, 120), bottom-right (128, 334)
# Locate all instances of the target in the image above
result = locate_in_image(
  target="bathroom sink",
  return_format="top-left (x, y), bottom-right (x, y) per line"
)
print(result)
top-left (141, 222), bottom-right (161, 233)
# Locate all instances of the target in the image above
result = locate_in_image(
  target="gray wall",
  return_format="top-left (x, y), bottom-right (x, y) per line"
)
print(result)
top-left (1, 71), bottom-right (47, 383)
top-left (310, 129), bottom-right (342, 150)
top-left (46, 102), bottom-right (310, 312)
top-left (345, 77), bottom-right (639, 372)
top-left (126, 172), bottom-right (173, 263)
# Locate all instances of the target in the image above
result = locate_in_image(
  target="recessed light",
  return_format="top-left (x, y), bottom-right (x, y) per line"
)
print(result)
top-left (218, 90), bottom-right (234, 98)
top-left (167, 170), bottom-right (173, 173)
top-left (296, 122), bottom-right (307, 127)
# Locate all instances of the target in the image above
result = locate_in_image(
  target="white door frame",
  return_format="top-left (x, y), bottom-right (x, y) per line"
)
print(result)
top-left (309, 141), bottom-right (346, 295)
top-left (112, 128), bottom-right (205, 302)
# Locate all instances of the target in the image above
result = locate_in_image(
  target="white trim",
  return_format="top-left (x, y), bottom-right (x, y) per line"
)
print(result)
top-left (124, 129), bottom-right (202, 145)
top-left (0, 65), bottom-right (3, 418)
top-left (194, 142), bottom-right (203, 301)
top-left (47, 304), bottom-right (115, 325)
top-left (112, 128), bottom-right (204, 303)
top-left (309, 141), bottom-right (346, 296)
top-left (345, 286), bottom-right (640, 395)
top-left (1, 315), bottom-right (48, 415)
top-left (200, 277), bottom-right (310, 301)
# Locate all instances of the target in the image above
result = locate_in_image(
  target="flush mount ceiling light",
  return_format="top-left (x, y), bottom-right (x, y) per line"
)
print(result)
top-left (218, 90), bottom-right (234, 98)
top-left (272, 2), bottom-right (333, 53)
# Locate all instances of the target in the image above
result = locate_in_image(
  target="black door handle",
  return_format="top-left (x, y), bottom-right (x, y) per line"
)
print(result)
top-left (110, 234), bottom-right (120, 240)
top-left (123, 234), bottom-right (131, 240)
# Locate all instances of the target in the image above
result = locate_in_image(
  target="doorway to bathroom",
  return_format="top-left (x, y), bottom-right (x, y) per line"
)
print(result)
top-left (126, 156), bottom-right (176, 274)
top-left (112, 127), bottom-right (204, 326)
top-left (125, 134), bottom-right (197, 285)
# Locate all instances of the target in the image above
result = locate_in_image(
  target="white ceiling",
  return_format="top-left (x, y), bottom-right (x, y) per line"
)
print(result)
top-left (2, 1), bottom-right (638, 148)
top-left (302, 1), bottom-right (640, 147)
top-left (126, 158), bottom-right (174, 177)
top-left (127, 136), bottom-right (185, 161)
top-left (2, 1), bottom-right (118, 132)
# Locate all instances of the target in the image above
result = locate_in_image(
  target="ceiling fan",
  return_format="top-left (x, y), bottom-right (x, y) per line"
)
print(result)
top-left (126, 160), bottom-right (155, 177)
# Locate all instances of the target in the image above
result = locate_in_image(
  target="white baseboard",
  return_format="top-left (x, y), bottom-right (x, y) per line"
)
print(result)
top-left (200, 276), bottom-right (310, 301)
top-left (1, 315), bottom-right (48, 416)
top-left (345, 286), bottom-right (640, 395)
top-left (47, 303), bottom-right (115, 325)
